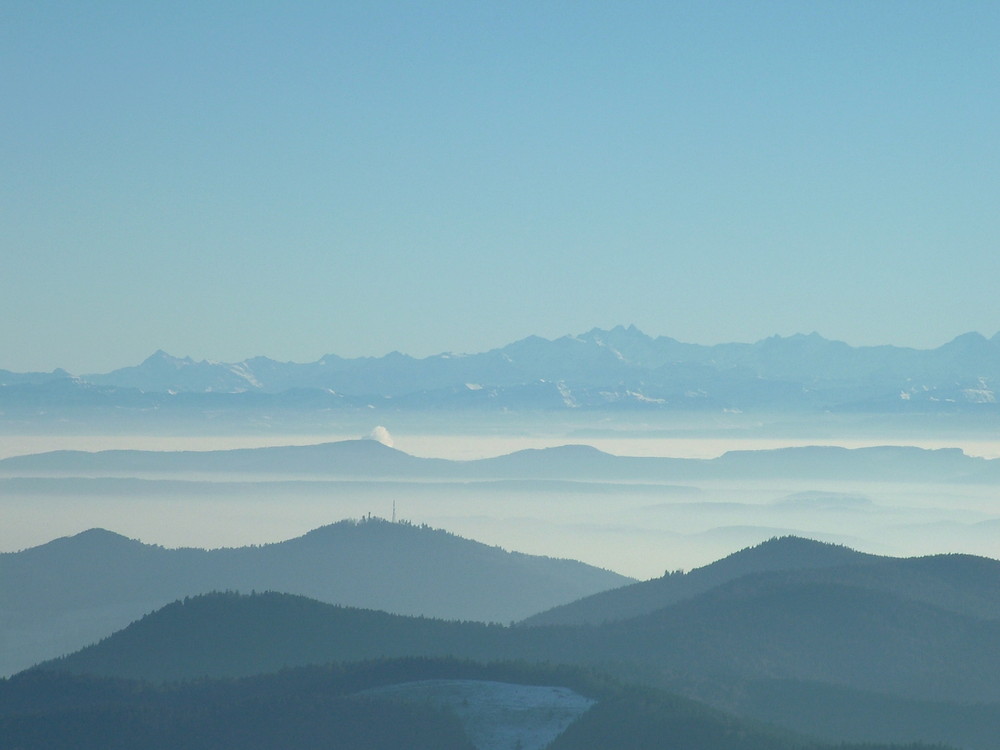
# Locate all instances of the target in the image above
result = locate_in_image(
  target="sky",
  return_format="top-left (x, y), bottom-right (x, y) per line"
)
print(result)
top-left (3, 1), bottom-right (999, 373)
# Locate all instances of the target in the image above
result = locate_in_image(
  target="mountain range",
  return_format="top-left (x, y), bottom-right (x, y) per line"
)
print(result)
top-left (3, 437), bottom-right (998, 483)
top-left (3, 326), bottom-right (999, 415)
top-left (0, 518), bottom-right (629, 677)
top-left (24, 535), bottom-right (1000, 750)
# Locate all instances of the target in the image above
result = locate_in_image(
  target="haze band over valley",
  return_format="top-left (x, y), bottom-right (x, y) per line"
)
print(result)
top-left (3, 325), bottom-right (999, 577)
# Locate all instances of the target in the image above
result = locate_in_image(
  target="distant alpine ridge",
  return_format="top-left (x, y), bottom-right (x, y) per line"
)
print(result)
top-left (3, 326), bottom-right (999, 414)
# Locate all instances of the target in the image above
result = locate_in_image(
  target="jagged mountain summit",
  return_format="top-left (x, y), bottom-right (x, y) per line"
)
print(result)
top-left (2, 326), bottom-right (999, 414)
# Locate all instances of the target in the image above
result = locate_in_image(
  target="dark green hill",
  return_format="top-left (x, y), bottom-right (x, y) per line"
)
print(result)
top-left (522, 536), bottom-right (877, 626)
top-left (41, 572), bottom-right (1000, 704)
top-left (32, 541), bottom-right (1000, 748)
top-left (524, 536), bottom-right (1000, 628)
top-left (0, 518), bottom-right (628, 676)
top-left (1, 658), bottom-right (939, 750)
top-left (715, 677), bottom-right (1000, 750)
top-left (0, 661), bottom-right (477, 750)
top-left (39, 551), bottom-right (1000, 704)
top-left (600, 576), bottom-right (1000, 703)
top-left (38, 592), bottom-right (519, 681)
top-left (766, 552), bottom-right (1000, 621)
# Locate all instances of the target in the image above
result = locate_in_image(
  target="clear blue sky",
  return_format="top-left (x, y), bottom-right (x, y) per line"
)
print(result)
top-left (3, 1), bottom-right (998, 373)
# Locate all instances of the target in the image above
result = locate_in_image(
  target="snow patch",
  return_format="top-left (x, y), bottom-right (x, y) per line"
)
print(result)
top-left (556, 382), bottom-right (578, 408)
top-left (963, 387), bottom-right (996, 403)
top-left (963, 378), bottom-right (996, 403)
top-left (227, 363), bottom-right (263, 389)
top-left (363, 679), bottom-right (595, 750)
top-left (626, 390), bottom-right (665, 404)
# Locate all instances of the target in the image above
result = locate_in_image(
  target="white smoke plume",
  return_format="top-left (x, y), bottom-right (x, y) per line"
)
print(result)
top-left (365, 425), bottom-right (394, 447)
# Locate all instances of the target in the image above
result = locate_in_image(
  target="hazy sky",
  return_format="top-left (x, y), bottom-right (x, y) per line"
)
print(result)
top-left (3, 2), bottom-right (998, 373)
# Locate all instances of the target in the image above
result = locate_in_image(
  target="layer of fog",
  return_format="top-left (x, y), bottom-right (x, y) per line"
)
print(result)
top-left (4, 472), bottom-right (998, 580)
top-left (3, 413), bottom-right (998, 578)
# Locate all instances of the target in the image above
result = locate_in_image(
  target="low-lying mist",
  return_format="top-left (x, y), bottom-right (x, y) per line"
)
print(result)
top-left (3, 420), bottom-right (998, 579)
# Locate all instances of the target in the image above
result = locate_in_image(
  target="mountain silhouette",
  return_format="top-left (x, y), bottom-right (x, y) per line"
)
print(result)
top-left (521, 536), bottom-right (876, 626)
top-left (35, 567), bottom-right (1000, 749)
top-left (3, 439), bottom-right (997, 483)
top-left (32, 535), bottom-right (1000, 749)
top-left (3, 654), bottom-right (918, 750)
top-left (4, 327), bottom-right (1000, 414)
top-left (0, 519), bottom-right (628, 676)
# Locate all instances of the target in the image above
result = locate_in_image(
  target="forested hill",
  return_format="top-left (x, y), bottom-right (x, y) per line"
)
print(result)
top-left (34, 543), bottom-right (1000, 750)
top-left (38, 592), bottom-right (520, 682)
top-left (0, 518), bottom-right (629, 677)
top-left (42, 575), bottom-right (1000, 706)
top-left (2, 656), bottom-right (942, 750)
top-left (523, 536), bottom-right (1000, 627)
top-left (522, 536), bottom-right (878, 626)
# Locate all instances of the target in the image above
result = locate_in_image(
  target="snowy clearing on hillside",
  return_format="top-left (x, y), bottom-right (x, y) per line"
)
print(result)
top-left (363, 679), bottom-right (595, 750)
